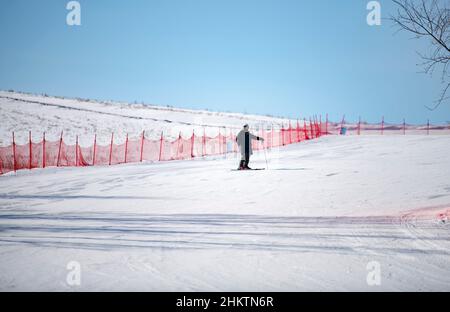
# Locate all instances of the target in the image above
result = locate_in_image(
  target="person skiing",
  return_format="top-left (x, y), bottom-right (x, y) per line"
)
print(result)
top-left (236, 124), bottom-right (264, 170)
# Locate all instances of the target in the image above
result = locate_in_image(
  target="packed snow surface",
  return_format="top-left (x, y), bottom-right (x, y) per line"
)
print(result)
top-left (0, 135), bottom-right (449, 291)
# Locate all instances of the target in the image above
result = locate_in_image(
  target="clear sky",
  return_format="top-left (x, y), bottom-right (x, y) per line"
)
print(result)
top-left (0, 0), bottom-right (448, 124)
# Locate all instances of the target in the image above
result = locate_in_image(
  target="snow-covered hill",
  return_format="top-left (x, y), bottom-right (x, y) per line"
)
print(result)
top-left (0, 135), bottom-right (449, 291)
top-left (1, 91), bottom-right (449, 291)
top-left (0, 91), bottom-right (298, 146)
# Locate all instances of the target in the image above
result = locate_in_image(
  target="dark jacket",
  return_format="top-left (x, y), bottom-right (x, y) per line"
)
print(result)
top-left (236, 130), bottom-right (262, 158)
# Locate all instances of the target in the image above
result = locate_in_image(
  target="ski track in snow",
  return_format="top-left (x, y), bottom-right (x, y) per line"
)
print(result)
top-left (0, 134), bottom-right (450, 291)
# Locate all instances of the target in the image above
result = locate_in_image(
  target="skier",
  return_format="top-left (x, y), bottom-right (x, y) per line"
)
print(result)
top-left (236, 124), bottom-right (264, 170)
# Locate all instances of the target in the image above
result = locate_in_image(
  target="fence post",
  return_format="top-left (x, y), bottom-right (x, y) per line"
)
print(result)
top-left (319, 115), bottom-right (322, 137)
top-left (315, 117), bottom-right (318, 138)
top-left (314, 116), bottom-right (317, 137)
top-left (261, 127), bottom-right (265, 149)
top-left (325, 114), bottom-right (328, 135)
top-left (288, 121), bottom-right (292, 144)
top-left (176, 132), bottom-right (181, 160)
top-left (403, 119), bottom-right (406, 135)
top-left (220, 127), bottom-right (227, 158)
top-left (158, 131), bottom-right (164, 161)
top-left (381, 116), bottom-right (384, 135)
top-left (296, 120), bottom-right (300, 142)
top-left (225, 128), bottom-right (228, 154)
top-left (309, 118), bottom-right (314, 139)
top-left (303, 119), bottom-right (308, 140)
top-left (358, 116), bottom-right (361, 135)
top-left (427, 119), bottom-right (430, 135)
top-left (257, 126), bottom-right (261, 150)
top-left (339, 115), bottom-right (345, 135)
top-left (29, 131), bottom-right (32, 170)
top-left (75, 135), bottom-right (78, 167)
top-left (316, 116), bottom-right (320, 137)
top-left (312, 116), bottom-right (315, 138)
top-left (279, 125), bottom-right (281, 146)
top-left (223, 128), bottom-right (226, 154)
top-left (271, 124), bottom-right (274, 148)
top-left (12, 132), bottom-right (16, 172)
top-left (57, 131), bottom-right (63, 167)
top-left (191, 130), bottom-right (195, 158)
top-left (124, 133), bottom-right (129, 163)
top-left (43, 132), bottom-right (46, 168)
top-left (315, 116), bottom-right (320, 137)
top-left (202, 128), bottom-right (206, 156)
top-left (224, 127), bottom-right (228, 156)
top-left (218, 129), bottom-right (222, 155)
top-left (92, 134), bottom-right (97, 166)
top-left (109, 132), bottom-right (114, 165)
top-left (140, 131), bottom-right (145, 162)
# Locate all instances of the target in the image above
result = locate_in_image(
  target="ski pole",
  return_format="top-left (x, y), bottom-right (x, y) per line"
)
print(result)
top-left (264, 147), bottom-right (269, 170)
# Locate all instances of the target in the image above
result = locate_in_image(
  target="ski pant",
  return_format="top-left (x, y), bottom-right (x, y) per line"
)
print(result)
top-left (240, 153), bottom-right (250, 168)
top-left (245, 153), bottom-right (250, 167)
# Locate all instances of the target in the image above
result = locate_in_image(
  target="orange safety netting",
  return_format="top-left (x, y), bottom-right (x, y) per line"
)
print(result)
top-left (328, 117), bottom-right (450, 136)
top-left (2, 117), bottom-right (449, 175)
top-left (0, 123), bottom-right (319, 175)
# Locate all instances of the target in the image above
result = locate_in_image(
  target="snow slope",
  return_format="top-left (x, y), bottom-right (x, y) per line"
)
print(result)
top-left (0, 135), bottom-right (449, 291)
top-left (0, 91), bottom-right (295, 146)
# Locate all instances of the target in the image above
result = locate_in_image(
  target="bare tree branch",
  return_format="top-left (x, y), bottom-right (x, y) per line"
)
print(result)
top-left (425, 82), bottom-right (450, 110)
top-left (391, 0), bottom-right (450, 110)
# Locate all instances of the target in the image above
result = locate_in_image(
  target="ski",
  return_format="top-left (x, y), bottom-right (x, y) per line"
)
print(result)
top-left (231, 168), bottom-right (266, 171)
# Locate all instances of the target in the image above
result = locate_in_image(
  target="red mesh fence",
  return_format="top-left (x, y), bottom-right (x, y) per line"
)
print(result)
top-left (0, 124), bottom-right (319, 175)
top-left (326, 117), bottom-right (450, 136)
top-left (1, 118), bottom-right (448, 175)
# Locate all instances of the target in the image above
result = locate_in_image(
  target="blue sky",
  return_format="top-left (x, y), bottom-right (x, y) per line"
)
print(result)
top-left (0, 0), bottom-right (448, 124)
